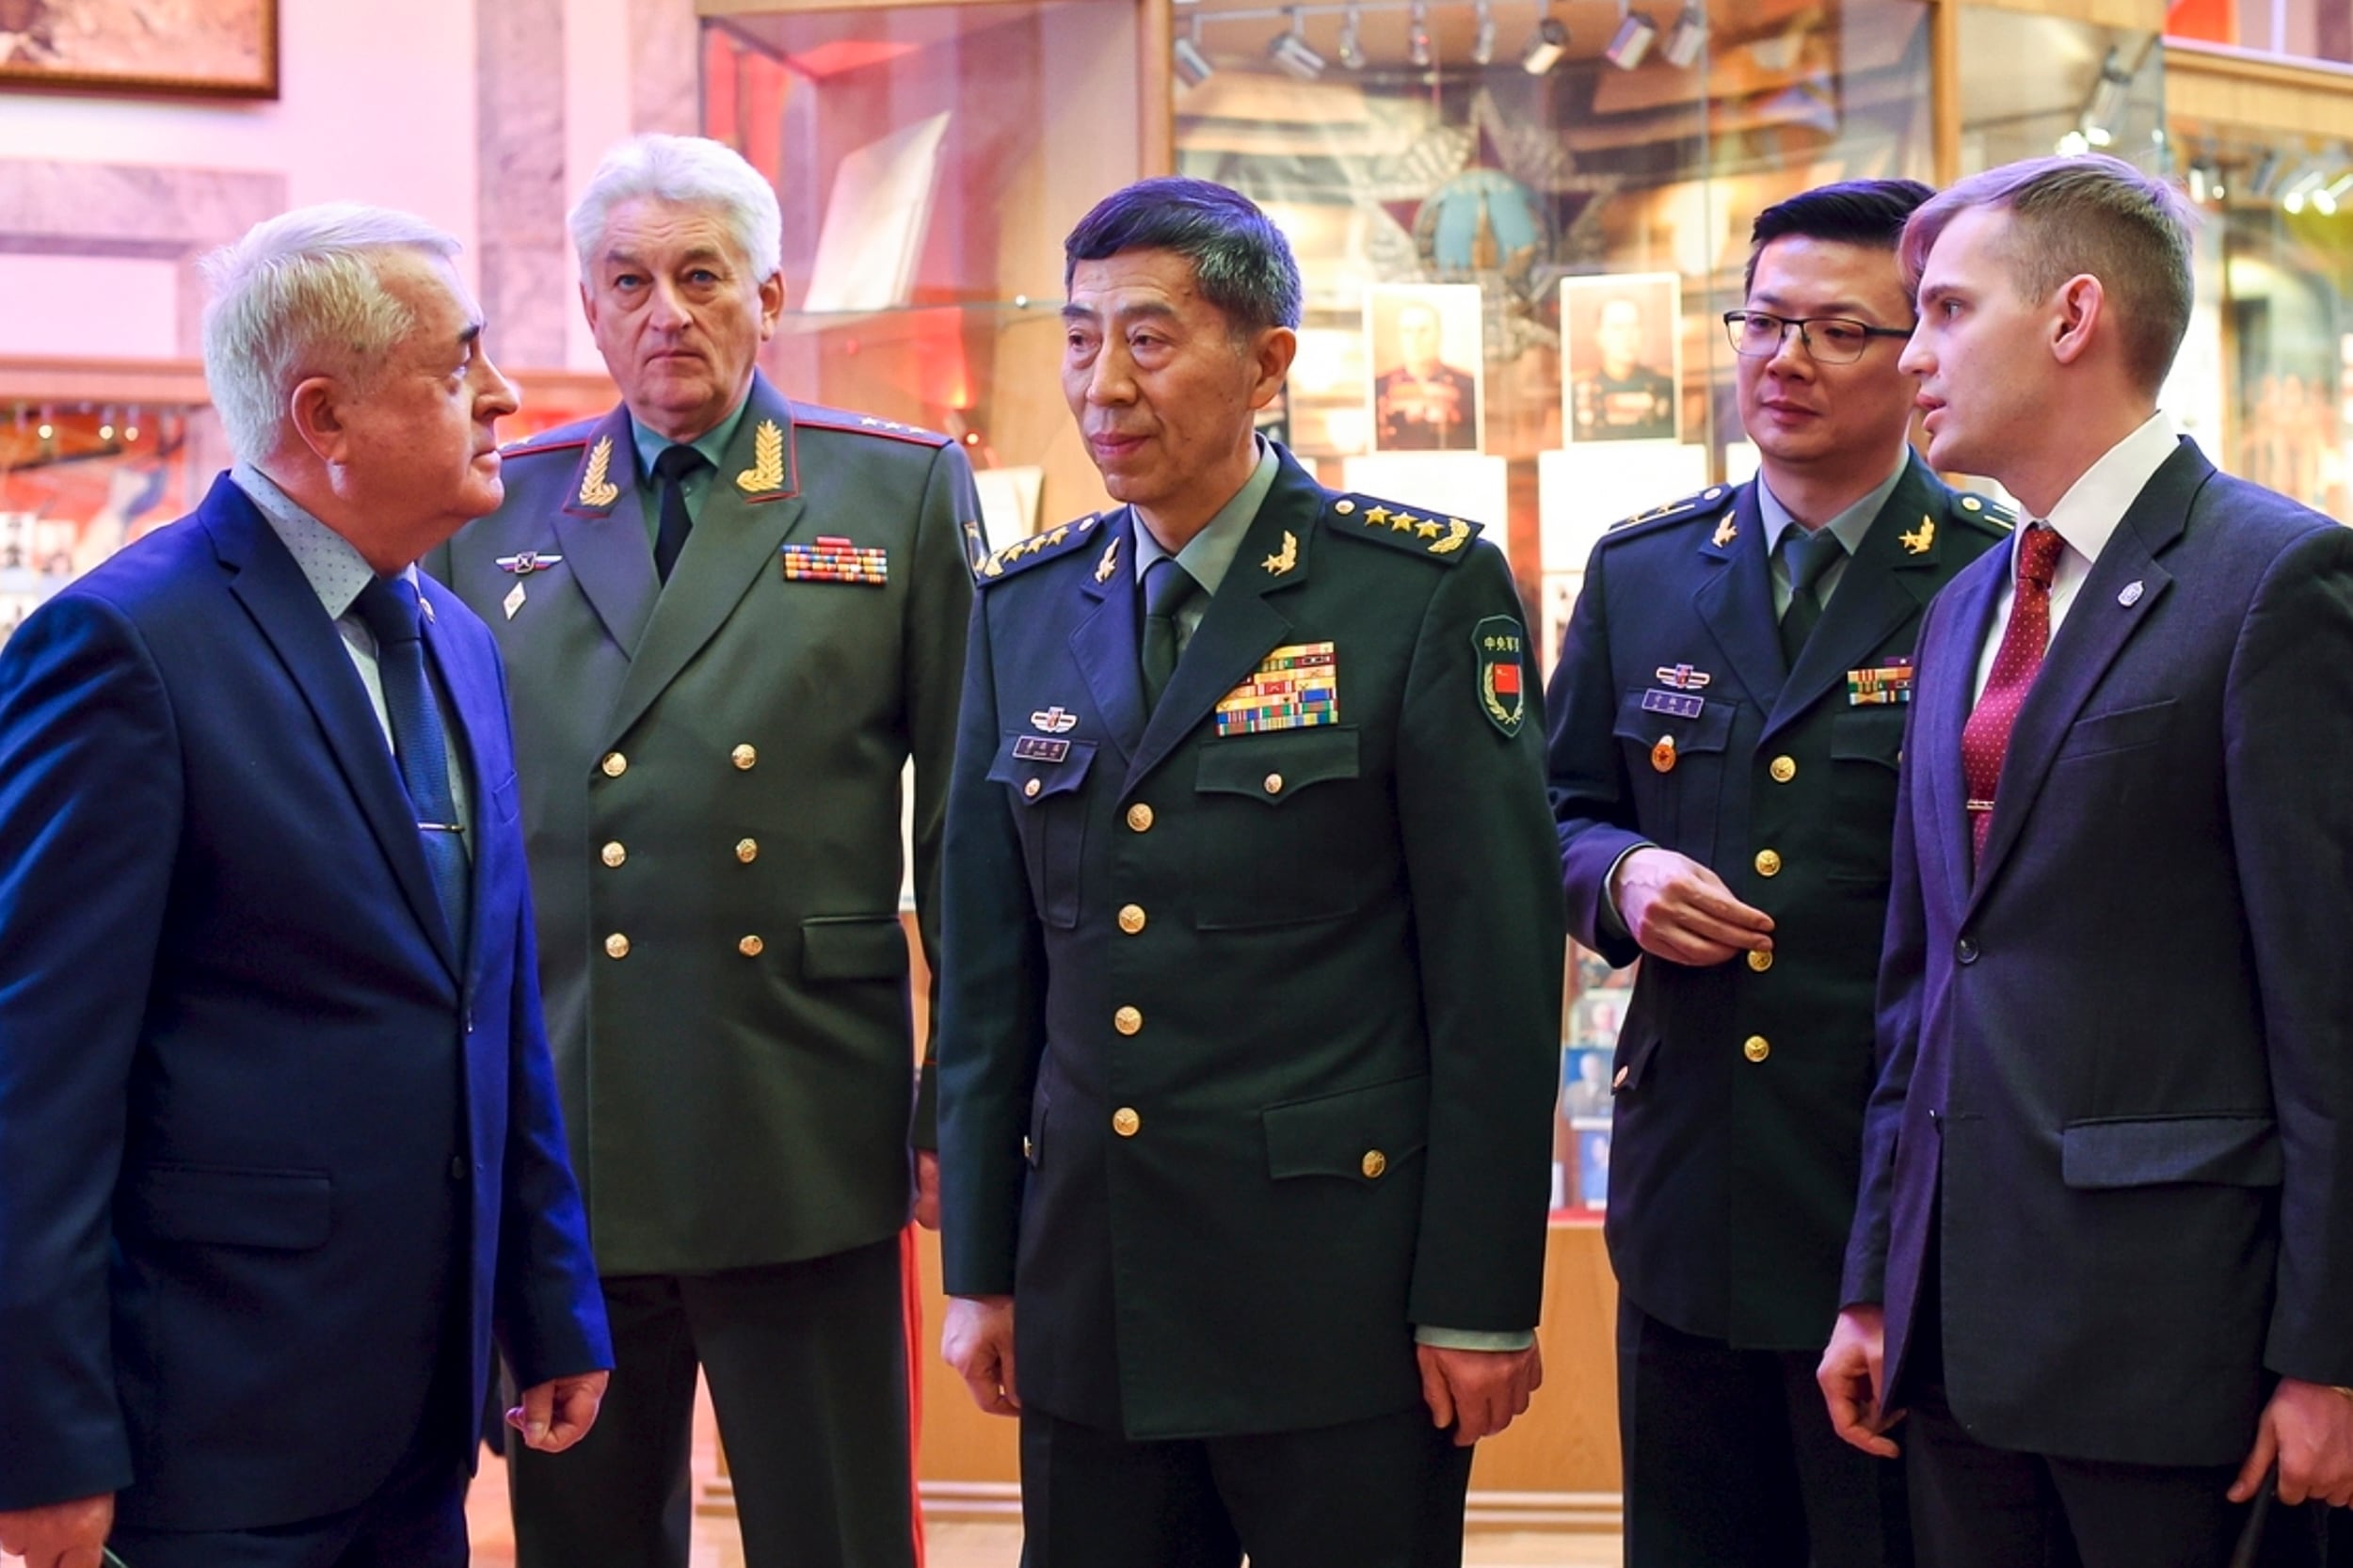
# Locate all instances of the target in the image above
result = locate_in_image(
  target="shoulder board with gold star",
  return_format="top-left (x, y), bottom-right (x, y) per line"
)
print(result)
top-left (792, 404), bottom-right (955, 449)
top-left (1600, 485), bottom-right (1736, 544)
top-left (1324, 495), bottom-right (1482, 565)
top-left (1949, 490), bottom-right (2015, 536)
top-left (974, 514), bottom-right (1103, 585)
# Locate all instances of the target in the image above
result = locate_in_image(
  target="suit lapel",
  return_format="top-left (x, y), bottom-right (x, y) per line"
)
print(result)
top-left (1919, 551), bottom-right (2005, 917)
top-left (1121, 459), bottom-right (1318, 793)
top-left (1764, 459), bottom-right (1948, 743)
top-left (423, 578), bottom-right (504, 983)
top-left (549, 404), bottom-right (660, 654)
top-left (602, 374), bottom-right (806, 749)
top-left (1965, 444), bottom-right (2197, 905)
top-left (1070, 511), bottom-right (1147, 763)
top-left (208, 478), bottom-right (459, 979)
top-left (1691, 483), bottom-right (1783, 712)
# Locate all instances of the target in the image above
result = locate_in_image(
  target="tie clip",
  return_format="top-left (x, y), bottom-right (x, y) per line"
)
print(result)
top-left (1964, 799), bottom-right (1995, 813)
top-left (417, 821), bottom-right (464, 833)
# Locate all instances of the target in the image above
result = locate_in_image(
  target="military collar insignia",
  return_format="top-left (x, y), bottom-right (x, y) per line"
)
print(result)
top-left (1094, 535), bottom-right (1121, 584)
top-left (1262, 530), bottom-right (1298, 576)
top-left (577, 436), bottom-right (620, 508)
top-left (735, 420), bottom-right (788, 494)
top-left (1710, 515), bottom-right (1737, 548)
top-left (1899, 515), bottom-right (1935, 555)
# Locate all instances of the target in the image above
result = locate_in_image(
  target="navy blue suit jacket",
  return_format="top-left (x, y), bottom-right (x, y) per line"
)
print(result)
top-left (0, 475), bottom-right (610, 1528)
top-left (1844, 440), bottom-right (2353, 1466)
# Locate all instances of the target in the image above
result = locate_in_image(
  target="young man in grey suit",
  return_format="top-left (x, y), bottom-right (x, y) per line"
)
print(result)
top-left (430, 135), bottom-right (979, 1568)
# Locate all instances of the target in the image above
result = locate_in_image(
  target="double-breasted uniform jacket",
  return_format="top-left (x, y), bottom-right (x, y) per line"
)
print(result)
top-left (1548, 456), bottom-right (2007, 1349)
top-left (428, 371), bottom-right (979, 1274)
top-left (936, 450), bottom-right (1566, 1440)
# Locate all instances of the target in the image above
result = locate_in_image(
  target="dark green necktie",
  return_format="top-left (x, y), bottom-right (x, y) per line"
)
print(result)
top-left (1140, 557), bottom-right (1202, 710)
top-left (1778, 526), bottom-right (1847, 664)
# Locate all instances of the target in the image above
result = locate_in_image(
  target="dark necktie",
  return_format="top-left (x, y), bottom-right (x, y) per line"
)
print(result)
top-left (652, 444), bottom-right (709, 584)
top-left (353, 575), bottom-right (472, 955)
top-left (1140, 557), bottom-right (1202, 711)
top-left (1777, 525), bottom-right (1848, 665)
top-left (1961, 522), bottom-right (2066, 863)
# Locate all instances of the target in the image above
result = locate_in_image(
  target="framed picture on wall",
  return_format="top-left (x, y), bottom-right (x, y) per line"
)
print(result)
top-left (1561, 271), bottom-right (1682, 444)
top-left (0, 0), bottom-right (279, 100)
top-left (1365, 282), bottom-right (1483, 455)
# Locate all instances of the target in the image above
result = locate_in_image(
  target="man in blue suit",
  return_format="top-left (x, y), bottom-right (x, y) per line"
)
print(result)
top-left (0, 204), bottom-right (612, 1568)
top-left (1821, 154), bottom-right (2353, 1564)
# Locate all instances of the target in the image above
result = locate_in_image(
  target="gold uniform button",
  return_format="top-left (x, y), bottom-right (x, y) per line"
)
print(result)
top-left (1335, 499), bottom-right (1356, 515)
top-left (604, 933), bottom-right (631, 959)
top-left (1127, 803), bottom-right (1155, 832)
top-left (1023, 777), bottom-right (1042, 799)
top-left (1113, 1006), bottom-right (1143, 1035)
top-left (600, 751), bottom-right (628, 777)
top-left (1743, 1035), bottom-right (1771, 1063)
top-left (1748, 949), bottom-right (1774, 972)
top-left (731, 744), bottom-right (757, 770)
top-left (1117, 904), bottom-right (1147, 935)
top-left (1361, 1149), bottom-right (1387, 1179)
top-left (1754, 849), bottom-right (1783, 877)
top-left (1769, 755), bottom-right (1797, 783)
top-left (600, 841), bottom-right (626, 868)
top-left (738, 935), bottom-right (764, 957)
top-left (1263, 773), bottom-right (1284, 795)
top-left (736, 839), bottom-right (759, 863)
top-left (1112, 1107), bottom-right (1141, 1137)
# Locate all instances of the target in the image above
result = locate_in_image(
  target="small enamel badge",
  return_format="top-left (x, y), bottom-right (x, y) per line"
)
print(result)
top-left (495, 551), bottom-right (564, 576)
top-left (503, 584), bottom-right (526, 620)
top-left (2119, 580), bottom-right (2145, 607)
top-left (1651, 735), bottom-right (1677, 773)
top-left (1473, 616), bottom-right (1527, 738)
top-left (1031, 706), bottom-right (1079, 734)
top-left (1655, 664), bottom-right (1712, 691)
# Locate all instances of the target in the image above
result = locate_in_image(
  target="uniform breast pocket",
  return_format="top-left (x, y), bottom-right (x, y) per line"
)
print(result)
top-left (1826, 708), bottom-right (1908, 884)
top-left (987, 735), bottom-right (1097, 930)
top-left (1193, 727), bottom-right (1381, 931)
top-left (1612, 693), bottom-right (1736, 861)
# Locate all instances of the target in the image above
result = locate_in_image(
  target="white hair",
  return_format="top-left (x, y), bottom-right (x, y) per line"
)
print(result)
top-left (200, 202), bottom-right (462, 466)
top-left (568, 135), bottom-right (782, 282)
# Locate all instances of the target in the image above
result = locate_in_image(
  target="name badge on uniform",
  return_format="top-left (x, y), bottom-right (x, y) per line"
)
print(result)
top-left (1012, 736), bottom-right (1071, 763)
top-left (1848, 660), bottom-right (1915, 706)
top-left (779, 536), bottom-right (888, 585)
top-left (1641, 689), bottom-right (1705, 720)
top-left (1216, 643), bottom-right (1337, 736)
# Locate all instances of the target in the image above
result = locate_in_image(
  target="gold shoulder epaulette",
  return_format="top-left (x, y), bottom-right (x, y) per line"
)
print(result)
top-left (1953, 491), bottom-right (2015, 533)
top-left (1607, 484), bottom-right (1735, 535)
top-left (1326, 494), bottom-right (1481, 564)
top-left (975, 514), bottom-right (1102, 584)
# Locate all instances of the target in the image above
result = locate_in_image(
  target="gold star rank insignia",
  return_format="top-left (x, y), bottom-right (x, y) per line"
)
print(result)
top-left (1262, 531), bottom-right (1298, 576)
top-left (1900, 516), bottom-right (1935, 555)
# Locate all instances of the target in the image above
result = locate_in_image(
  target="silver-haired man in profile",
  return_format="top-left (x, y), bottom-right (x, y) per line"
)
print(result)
top-left (429, 135), bottom-right (978, 1568)
top-left (0, 204), bottom-right (610, 1568)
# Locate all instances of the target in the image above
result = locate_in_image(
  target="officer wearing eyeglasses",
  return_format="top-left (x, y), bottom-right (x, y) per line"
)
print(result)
top-left (1544, 181), bottom-right (2009, 1568)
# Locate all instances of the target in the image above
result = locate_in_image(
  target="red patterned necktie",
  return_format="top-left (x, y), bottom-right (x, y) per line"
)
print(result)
top-left (1961, 522), bottom-right (2065, 863)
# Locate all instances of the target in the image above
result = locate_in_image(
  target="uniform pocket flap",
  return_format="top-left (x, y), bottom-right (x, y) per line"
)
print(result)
top-left (800, 916), bottom-right (910, 982)
top-left (1830, 709), bottom-right (1908, 769)
top-left (1612, 692), bottom-right (1734, 754)
top-left (2060, 1114), bottom-right (2281, 1190)
top-left (987, 735), bottom-right (1097, 804)
top-left (1197, 727), bottom-right (1360, 805)
top-left (123, 1164), bottom-right (332, 1251)
top-left (1264, 1074), bottom-right (1429, 1181)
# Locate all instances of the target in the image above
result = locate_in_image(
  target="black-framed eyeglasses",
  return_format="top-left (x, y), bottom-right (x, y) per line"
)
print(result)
top-left (1722, 310), bottom-right (1913, 365)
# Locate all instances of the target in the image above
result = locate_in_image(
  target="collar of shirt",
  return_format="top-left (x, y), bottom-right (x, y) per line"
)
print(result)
top-left (629, 391), bottom-right (756, 535)
top-left (1130, 436), bottom-right (1280, 623)
top-left (2025, 408), bottom-right (2177, 586)
top-left (232, 460), bottom-right (407, 621)
top-left (1756, 454), bottom-right (1907, 614)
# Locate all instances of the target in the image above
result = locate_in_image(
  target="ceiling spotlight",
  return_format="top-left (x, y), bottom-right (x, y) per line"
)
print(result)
top-left (2077, 47), bottom-right (2132, 149)
top-left (1660, 3), bottom-right (1706, 68)
top-left (1522, 4), bottom-right (1568, 73)
top-left (1606, 3), bottom-right (1658, 70)
top-left (1469, 0), bottom-right (1497, 64)
top-left (1174, 12), bottom-right (1213, 87)
top-left (1267, 8), bottom-right (1325, 79)
top-left (1407, 0), bottom-right (1433, 67)
top-left (1337, 2), bottom-right (1365, 69)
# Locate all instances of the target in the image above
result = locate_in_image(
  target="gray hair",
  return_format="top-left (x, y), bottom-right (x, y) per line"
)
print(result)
top-left (199, 202), bottom-right (461, 466)
top-left (568, 135), bottom-right (783, 282)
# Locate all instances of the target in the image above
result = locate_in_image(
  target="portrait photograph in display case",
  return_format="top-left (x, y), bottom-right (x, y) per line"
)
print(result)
top-left (1365, 282), bottom-right (1483, 455)
top-left (1562, 271), bottom-right (1682, 444)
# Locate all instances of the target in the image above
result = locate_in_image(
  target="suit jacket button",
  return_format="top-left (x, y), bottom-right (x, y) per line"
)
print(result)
top-left (1742, 1034), bottom-right (1770, 1063)
top-left (450, 1157), bottom-right (469, 1181)
top-left (1361, 1149), bottom-right (1387, 1179)
top-left (1112, 1107), bottom-right (1141, 1137)
top-left (739, 935), bottom-right (764, 956)
top-left (604, 933), bottom-right (631, 959)
top-left (1754, 849), bottom-right (1783, 877)
top-left (600, 751), bottom-right (628, 777)
top-left (1118, 904), bottom-right (1146, 935)
top-left (1769, 755), bottom-right (1797, 783)
top-left (736, 839), bottom-right (759, 863)
top-left (1956, 936), bottom-right (1979, 964)
top-left (600, 840), bottom-right (626, 867)
top-left (1127, 803), bottom-right (1155, 832)
top-left (1747, 949), bottom-right (1773, 972)
top-left (1114, 1006), bottom-right (1143, 1035)
top-left (732, 744), bottom-right (758, 770)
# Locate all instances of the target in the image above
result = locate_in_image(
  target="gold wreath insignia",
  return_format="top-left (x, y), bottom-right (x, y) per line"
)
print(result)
top-left (1711, 516), bottom-right (1738, 548)
top-left (1429, 519), bottom-right (1472, 555)
top-left (1899, 516), bottom-right (1935, 555)
top-left (1262, 531), bottom-right (1298, 576)
top-left (576, 437), bottom-right (619, 508)
top-left (735, 421), bottom-right (787, 493)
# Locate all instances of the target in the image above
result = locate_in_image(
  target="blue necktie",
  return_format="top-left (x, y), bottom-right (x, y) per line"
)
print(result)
top-left (353, 575), bottom-right (472, 957)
